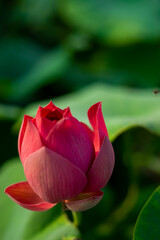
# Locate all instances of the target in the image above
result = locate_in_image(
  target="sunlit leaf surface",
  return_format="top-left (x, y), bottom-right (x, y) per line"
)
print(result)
top-left (133, 186), bottom-right (160, 240)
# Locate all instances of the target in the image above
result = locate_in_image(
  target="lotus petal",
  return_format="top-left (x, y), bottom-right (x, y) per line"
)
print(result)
top-left (18, 115), bottom-right (33, 155)
top-left (24, 147), bottom-right (87, 203)
top-left (65, 191), bottom-right (103, 212)
top-left (46, 117), bottom-right (95, 173)
top-left (63, 107), bottom-right (72, 117)
top-left (43, 101), bottom-right (57, 111)
top-left (5, 181), bottom-right (55, 211)
top-left (19, 116), bottom-right (43, 164)
top-left (88, 102), bottom-right (108, 152)
top-left (84, 136), bottom-right (115, 192)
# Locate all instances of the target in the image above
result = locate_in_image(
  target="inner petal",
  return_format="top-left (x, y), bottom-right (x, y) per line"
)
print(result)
top-left (45, 109), bottom-right (63, 121)
top-left (46, 117), bottom-right (95, 174)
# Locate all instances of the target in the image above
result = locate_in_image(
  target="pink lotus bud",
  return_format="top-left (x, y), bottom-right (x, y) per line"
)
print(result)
top-left (5, 102), bottom-right (115, 212)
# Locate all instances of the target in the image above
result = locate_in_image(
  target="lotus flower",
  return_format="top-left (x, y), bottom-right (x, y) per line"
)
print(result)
top-left (5, 101), bottom-right (115, 212)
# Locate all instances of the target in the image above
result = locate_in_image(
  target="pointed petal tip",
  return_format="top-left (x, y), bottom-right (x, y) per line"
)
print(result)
top-left (37, 105), bottom-right (43, 112)
top-left (87, 101), bottom-right (108, 152)
top-left (95, 101), bottom-right (102, 106)
top-left (45, 101), bottom-right (56, 110)
top-left (5, 181), bottom-right (55, 211)
top-left (87, 102), bottom-right (102, 114)
top-left (63, 107), bottom-right (72, 117)
top-left (65, 191), bottom-right (103, 212)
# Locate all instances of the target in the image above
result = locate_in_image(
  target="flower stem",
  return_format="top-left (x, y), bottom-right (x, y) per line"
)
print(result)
top-left (72, 211), bottom-right (81, 227)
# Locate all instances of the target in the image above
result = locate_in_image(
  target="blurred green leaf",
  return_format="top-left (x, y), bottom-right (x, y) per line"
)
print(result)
top-left (0, 104), bottom-right (21, 164)
top-left (0, 159), bottom-right (80, 240)
top-left (18, 83), bottom-right (160, 141)
top-left (12, 0), bottom-right (58, 26)
top-left (62, 237), bottom-right (80, 240)
top-left (0, 38), bottom-right (46, 79)
top-left (25, 213), bottom-right (80, 240)
top-left (59, 0), bottom-right (160, 45)
top-left (0, 38), bottom-right (46, 100)
top-left (0, 158), bottom-right (26, 239)
top-left (0, 103), bottom-right (21, 120)
top-left (66, 44), bottom-right (160, 89)
top-left (10, 47), bottom-right (71, 101)
top-left (133, 186), bottom-right (160, 240)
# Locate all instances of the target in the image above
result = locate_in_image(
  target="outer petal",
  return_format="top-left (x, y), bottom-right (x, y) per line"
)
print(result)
top-left (18, 115), bottom-right (33, 156)
top-left (5, 181), bottom-right (55, 211)
top-left (20, 117), bottom-right (43, 164)
top-left (46, 117), bottom-right (95, 174)
top-left (88, 102), bottom-right (108, 152)
top-left (84, 136), bottom-right (115, 192)
top-left (65, 191), bottom-right (103, 212)
top-left (24, 147), bottom-right (87, 203)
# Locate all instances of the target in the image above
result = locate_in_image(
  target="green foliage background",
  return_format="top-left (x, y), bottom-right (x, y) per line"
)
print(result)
top-left (0, 0), bottom-right (160, 239)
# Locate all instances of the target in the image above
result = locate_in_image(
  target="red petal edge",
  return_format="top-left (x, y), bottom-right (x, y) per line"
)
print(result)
top-left (63, 107), bottom-right (72, 117)
top-left (65, 191), bottom-right (103, 212)
top-left (84, 136), bottom-right (115, 192)
top-left (5, 181), bottom-right (55, 211)
top-left (88, 102), bottom-right (108, 152)
top-left (18, 115), bottom-right (33, 156)
top-left (44, 101), bottom-right (57, 111)
top-left (20, 117), bottom-right (43, 164)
